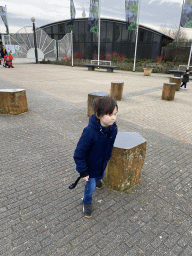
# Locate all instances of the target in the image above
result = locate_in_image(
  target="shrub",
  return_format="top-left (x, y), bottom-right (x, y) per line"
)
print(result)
top-left (166, 61), bottom-right (174, 66)
top-left (112, 58), bottom-right (118, 64)
top-left (123, 58), bottom-right (134, 63)
top-left (155, 55), bottom-right (164, 63)
top-left (93, 51), bottom-right (104, 60)
top-left (105, 52), bottom-right (126, 61)
top-left (61, 53), bottom-right (71, 61)
top-left (73, 51), bottom-right (83, 60)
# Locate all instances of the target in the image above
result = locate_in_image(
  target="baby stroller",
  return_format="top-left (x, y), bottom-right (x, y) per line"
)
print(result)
top-left (3, 56), bottom-right (14, 68)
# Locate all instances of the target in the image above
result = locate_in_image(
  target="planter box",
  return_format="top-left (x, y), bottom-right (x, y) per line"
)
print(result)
top-left (143, 68), bottom-right (152, 76)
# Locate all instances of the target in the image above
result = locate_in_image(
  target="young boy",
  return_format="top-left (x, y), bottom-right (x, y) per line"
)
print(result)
top-left (7, 52), bottom-right (14, 63)
top-left (6, 52), bottom-right (14, 68)
top-left (180, 69), bottom-right (190, 90)
top-left (73, 96), bottom-right (118, 218)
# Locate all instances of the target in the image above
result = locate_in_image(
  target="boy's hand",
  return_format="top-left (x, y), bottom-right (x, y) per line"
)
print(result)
top-left (83, 176), bottom-right (89, 181)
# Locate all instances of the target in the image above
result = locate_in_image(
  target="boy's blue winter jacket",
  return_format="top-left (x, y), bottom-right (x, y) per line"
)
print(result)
top-left (74, 115), bottom-right (118, 178)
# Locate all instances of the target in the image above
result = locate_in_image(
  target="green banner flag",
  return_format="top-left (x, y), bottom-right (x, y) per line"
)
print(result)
top-left (68, 0), bottom-right (76, 31)
top-left (0, 6), bottom-right (9, 34)
top-left (180, 0), bottom-right (192, 28)
top-left (88, 0), bottom-right (99, 33)
top-left (125, 0), bottom-right (139, 30)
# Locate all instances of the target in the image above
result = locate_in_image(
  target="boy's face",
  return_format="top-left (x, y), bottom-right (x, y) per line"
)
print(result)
top-left (97, 106), bottom-right (118, 127)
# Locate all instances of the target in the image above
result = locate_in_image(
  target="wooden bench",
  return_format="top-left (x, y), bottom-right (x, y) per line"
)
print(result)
top-left (103, 132), bottom-right (146, 191)
top-left (0, 89), bottom-right (28, 115)
top-left (84, 64), bottom-right (118, 73)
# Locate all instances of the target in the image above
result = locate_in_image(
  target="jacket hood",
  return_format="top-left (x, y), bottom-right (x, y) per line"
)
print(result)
top-left (88, 114), bottom-right (117, 135)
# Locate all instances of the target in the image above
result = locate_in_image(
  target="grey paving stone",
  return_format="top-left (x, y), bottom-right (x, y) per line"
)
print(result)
top-left (1, 67), bottom-right (192, 255)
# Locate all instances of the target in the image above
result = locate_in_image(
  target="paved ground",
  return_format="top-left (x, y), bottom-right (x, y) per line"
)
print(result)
top-left (0, 64), bottom-right (192, 256)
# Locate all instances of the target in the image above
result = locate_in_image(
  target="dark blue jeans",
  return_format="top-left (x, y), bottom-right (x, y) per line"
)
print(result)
top-left (180, 82), bottom-right (187, 88)
top-left (82, 172), bottom-right (105, 205)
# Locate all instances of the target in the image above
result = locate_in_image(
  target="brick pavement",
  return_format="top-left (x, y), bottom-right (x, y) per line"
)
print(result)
top-left (0, 64), bottom-right (192, 255)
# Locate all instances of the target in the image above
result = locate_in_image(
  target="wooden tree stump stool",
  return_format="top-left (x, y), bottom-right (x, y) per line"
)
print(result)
top-left (103, 132), bottom-right (146, 191)
top-left (0, 89), bottom-right (28, 115)
top-left (162, 83), bottom-right (176, 101)
top-left (87, 92), bottom-right (109, 117)
top-left (110, 81), bottom-right (124, 101)
top-left (169, 76), bottom-right (182, 91)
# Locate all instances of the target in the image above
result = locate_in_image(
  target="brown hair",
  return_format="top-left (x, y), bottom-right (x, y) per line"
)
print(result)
top-left (92, 96), bottom-right (118, 117)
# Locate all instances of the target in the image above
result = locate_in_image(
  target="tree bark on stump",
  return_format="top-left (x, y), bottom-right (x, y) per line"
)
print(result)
top-left (162, 83), bottom-right (176, 101)
top-left (103, 132), bottom-right (146, 191)
top-left (110, 81), bottom-right (124, 101)
top-left (87, 92), bottom-right (109, 117)
top-left (169, 77), bottom-right (182, 91)
top-left (0, 89), bottom-right (28, 115)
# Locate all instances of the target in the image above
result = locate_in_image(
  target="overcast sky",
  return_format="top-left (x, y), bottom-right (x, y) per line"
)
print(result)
top-left (0, 0), bottom-right (188, 36)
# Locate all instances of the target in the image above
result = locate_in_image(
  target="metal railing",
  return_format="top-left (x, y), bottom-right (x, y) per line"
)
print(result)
top-left (91, 60), bottom-right (112, 66)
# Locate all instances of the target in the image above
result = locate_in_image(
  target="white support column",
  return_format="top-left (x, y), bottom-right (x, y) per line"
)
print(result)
top-left (187, 43), bottom-right (192, 68)
top-left (71, 30), bottom-right (73, 67)
top-left (5, 5), bottom-right (10, 44)
top-left (176, 0), bottom-right (185, 46)
top-left (133, 0), bottom-right (141, 72)
top-left (98, 0), bottom-right (101, 65)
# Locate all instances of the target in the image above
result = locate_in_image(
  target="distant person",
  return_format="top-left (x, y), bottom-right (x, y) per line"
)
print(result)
top-left (7, 51), bottom-right (13, 60)
top-left (1, 45), bottom-right (8, 66)
top-left (73, 96), bottom-right (118, 218)
top-left (180, 69), bottom-right (190, 90)
top-left (7, 52), bottom-right (14, 64)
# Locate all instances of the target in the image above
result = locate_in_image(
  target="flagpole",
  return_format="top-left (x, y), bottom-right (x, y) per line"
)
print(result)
top-left (133, 0), bottom-right (141, 72)
top-left (5, 5), bottom-right (11, 45)
top-left (176, 0), bottom-right (185, 46)
top-left (98, 0), bottom-right (101, 65)
top-left (71, 30), bottom-right (73, 67)
top-left (187, 43), bottom-right (192, 68)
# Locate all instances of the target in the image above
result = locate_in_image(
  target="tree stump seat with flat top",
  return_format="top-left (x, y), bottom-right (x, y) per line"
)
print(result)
top-left (162, 83), bottom-right (176, 101)
top-left (169, 76), bottom-right (182, 91)
top-left (110, 81), bottom-right (124, 101)
top-left (0, 89), bottom-right (28, 115)
top-left (87, 92), bottom-right (109, 117)
top-left (103, 132), bottom-right (146, 191)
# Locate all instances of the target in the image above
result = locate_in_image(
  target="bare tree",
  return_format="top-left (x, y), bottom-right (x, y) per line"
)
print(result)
top-left (159, 25), bottom-right (188, 43)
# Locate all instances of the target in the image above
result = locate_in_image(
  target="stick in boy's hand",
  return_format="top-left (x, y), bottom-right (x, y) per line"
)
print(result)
top-left (68, 172), bottom-right (89, 189)
top-left (68, 176), bottom-right (81, 189)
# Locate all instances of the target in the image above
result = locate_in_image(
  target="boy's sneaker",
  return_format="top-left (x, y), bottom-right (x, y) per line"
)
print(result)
top-left (180, 86), bottom-right (183, 89)
top-left (83, 204), bottom-right (92, 218)
top-left (96, 180), bottom-right (102, 189)
top-left (184, 88), bottom-right (188, 90)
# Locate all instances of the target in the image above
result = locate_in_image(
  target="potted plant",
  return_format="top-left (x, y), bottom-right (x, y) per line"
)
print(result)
top-left (143, 59), bottom-right (153, 76)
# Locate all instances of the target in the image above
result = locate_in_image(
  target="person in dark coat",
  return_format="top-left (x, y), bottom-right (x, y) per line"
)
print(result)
top-left (180, 69), bottom-right (190, 90)
top-left (74, 96), bottom-right (118, 218)
top-left (1, 45), bottom-right (8, 66)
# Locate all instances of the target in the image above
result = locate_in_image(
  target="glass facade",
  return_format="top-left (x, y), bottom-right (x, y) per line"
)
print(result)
top-left (41, 18), bottom-right (173, 60)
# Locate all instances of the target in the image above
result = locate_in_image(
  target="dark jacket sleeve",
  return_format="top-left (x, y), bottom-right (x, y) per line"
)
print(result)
top-left (73, 127), bottom-right (93, 176)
